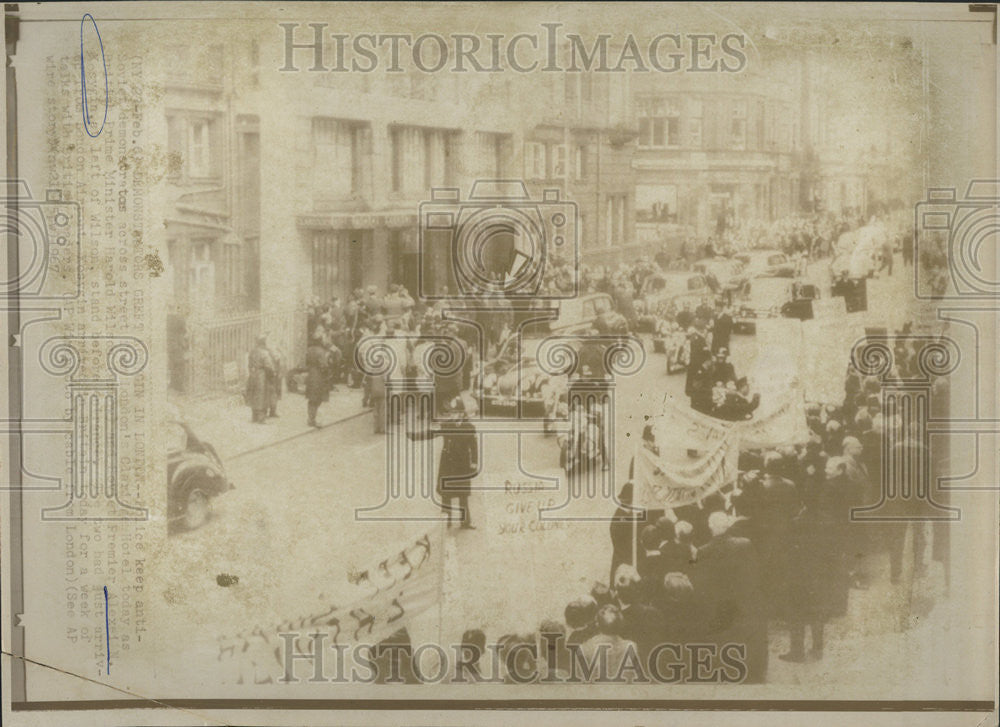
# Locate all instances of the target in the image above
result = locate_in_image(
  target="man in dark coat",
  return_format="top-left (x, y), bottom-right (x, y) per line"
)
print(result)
top-left (743, 452), bottom-right (800, 618)
top-left (564, 596), bottom-right (599, 647)
top-left (782, 455), bottom-right (852, 661)
top-left (609, 482), bottom-right (643, 584)
top-left (410, 396), bottom-right (479, 528)
top-left (246, 334), bottom-right (275, 423)
top-left (685, 325), bottom-right (711, 411)
top-left (705, 348), bottom-right (736, 388)
top-left (691, 511), bottom-right (768, 683)
top-left (615, 569), bottom-right (665, 664)
top-left (712, 303), bottom-right (733, 354)
top-left (656, 572), bottom-right (702, 646)
top-left (305, 340), bottom-right (333, 428)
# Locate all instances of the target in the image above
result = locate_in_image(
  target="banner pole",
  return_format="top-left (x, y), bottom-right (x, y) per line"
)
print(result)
top-left (438, 518), bottom-right (446, 651)
top-left (631, 442), bottom-right (639, 573)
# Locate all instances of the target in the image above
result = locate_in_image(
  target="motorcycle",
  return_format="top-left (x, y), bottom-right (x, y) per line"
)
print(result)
top-left (559, 402), bottom-right (607, 475)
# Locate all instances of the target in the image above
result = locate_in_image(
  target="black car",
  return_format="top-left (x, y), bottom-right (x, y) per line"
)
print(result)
top-left (780, 283), bottom-right (820, 320)
top-left (167, 421), bottom-right (233, 533)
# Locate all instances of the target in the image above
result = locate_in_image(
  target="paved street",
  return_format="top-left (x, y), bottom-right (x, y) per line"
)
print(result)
top-left (150, 258), bottom-right (954, 689)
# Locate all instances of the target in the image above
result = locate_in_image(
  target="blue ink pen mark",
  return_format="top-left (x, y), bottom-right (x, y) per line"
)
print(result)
top-left (103, 585), bottom-right (110, 674)
top-left (80, 14), bottom-right (108, 138)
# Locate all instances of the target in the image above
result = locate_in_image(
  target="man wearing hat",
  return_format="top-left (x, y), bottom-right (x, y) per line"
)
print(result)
top-left (684, 323), bottom-right (711, 412)
top-left (304, 336), bottom-right (333, 428)
top-left (712, 301), bottom-right (733, 354)
top-left (409, 395), bottom-right (479, 529)
top-left (246, 334), bottom-right (276, 423)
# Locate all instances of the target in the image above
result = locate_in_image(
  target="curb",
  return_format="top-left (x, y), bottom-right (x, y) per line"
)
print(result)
top-left (229, 406), bottom-right (372, 461)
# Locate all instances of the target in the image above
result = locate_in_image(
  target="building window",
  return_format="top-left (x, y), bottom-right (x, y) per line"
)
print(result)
top-left (390, 126), bottom-right (455, 195)
top-left (564, 74), bottom-right (594, 116)
top-left (424, 130), bottom-right (449, 189)
top-left (605, 194), bottom-right (627, 247)
top-left (167, 112), bottom-right (221, 180)
top-left (638, 98), bottom-right (681, 149)
top-left (575, 144), bottom-right (587, 181)
top-left (311, 232), bottom-right (342, 301)
top-left (312, 118), bottom-right (370, 198)
top-left (639, 117), bottom-right (664, 148)
top-left (730, 99), bottom-right (747, 150)
top-left (188, 120), bottom-right (211, 177)
top-left (189, 238), bottom-right (215, 306)
top-left (524, 141), bottom-right (546, 180)
top-left (476, 132), bottom-right (509, 178)
top-left (167, 238), bottom-right (186, 306)
top-left (552, 144), bottom-right (567, 178)
top-left (688, 98), bottom-right (703, 148)
top-left (215, 241), bottom-right (244, 304)
top-left (756, 100), bottom-right (766, 150)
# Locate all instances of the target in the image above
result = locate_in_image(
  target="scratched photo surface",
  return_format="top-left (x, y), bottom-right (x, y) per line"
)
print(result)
top-left (1, 2), bottom-right (997, 726)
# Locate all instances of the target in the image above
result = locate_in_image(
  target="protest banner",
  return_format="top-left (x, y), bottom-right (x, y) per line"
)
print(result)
top-left (632, 437), bottom-right (740, 510)
top-left (215, 530), bottom-right (444, 683)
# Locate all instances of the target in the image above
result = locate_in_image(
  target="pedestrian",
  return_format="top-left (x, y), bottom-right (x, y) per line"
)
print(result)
top-left (782, 455), bottom-right (852, 662)
top-left (614, 567), bottom-right (664, 664)
top-left (609, 482), bottom-right (643, 584)
top-left (564, 595), bottom-right (600, 647)
top-left (657, 572), bottom-right (702, 646)
top-left (880, 234), bottom-right (894, 277)
top-left (265, 340), bottom-right (283, 419)
top-left (245, 334), bottom-right (275, 423)
top-left (690, 511), bottom-right (768, 683)
top-left (305, 338), bottom-right (332, 428)
top-left (577, 605), bottom-right (638, 682)
top-left (712, 301), bottom-right (733, 354)
top-left (409, 396), bottom-right (479, 529)
top-left (369, 367), bottom-right (386, 434)
top-left (684, 324), bottom-right (711, 413)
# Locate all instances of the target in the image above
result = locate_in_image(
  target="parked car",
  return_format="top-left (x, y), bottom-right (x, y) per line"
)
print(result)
top-left (640, 271), bottom-right (711, 311)
top-left (733, 249), bottom-right (795, 279)
top-left (167, 421), bottom-right (233, 533)
top-left (546, 293), bottom-right (628, 335)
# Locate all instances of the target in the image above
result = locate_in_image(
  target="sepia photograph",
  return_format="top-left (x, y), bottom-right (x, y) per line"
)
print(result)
top-left (1, 3), bottom-right (997, 726)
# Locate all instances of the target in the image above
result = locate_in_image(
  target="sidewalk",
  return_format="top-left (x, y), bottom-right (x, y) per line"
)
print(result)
top-left (170, 385), bottom-right (370, 462)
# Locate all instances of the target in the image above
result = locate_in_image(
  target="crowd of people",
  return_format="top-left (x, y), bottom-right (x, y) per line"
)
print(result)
top-left (359, 320), bottom-right (945, 684)
top-left (242, 203), bottom-right (939, 684)
top-left (251, 205), bottom-right (917, 433)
